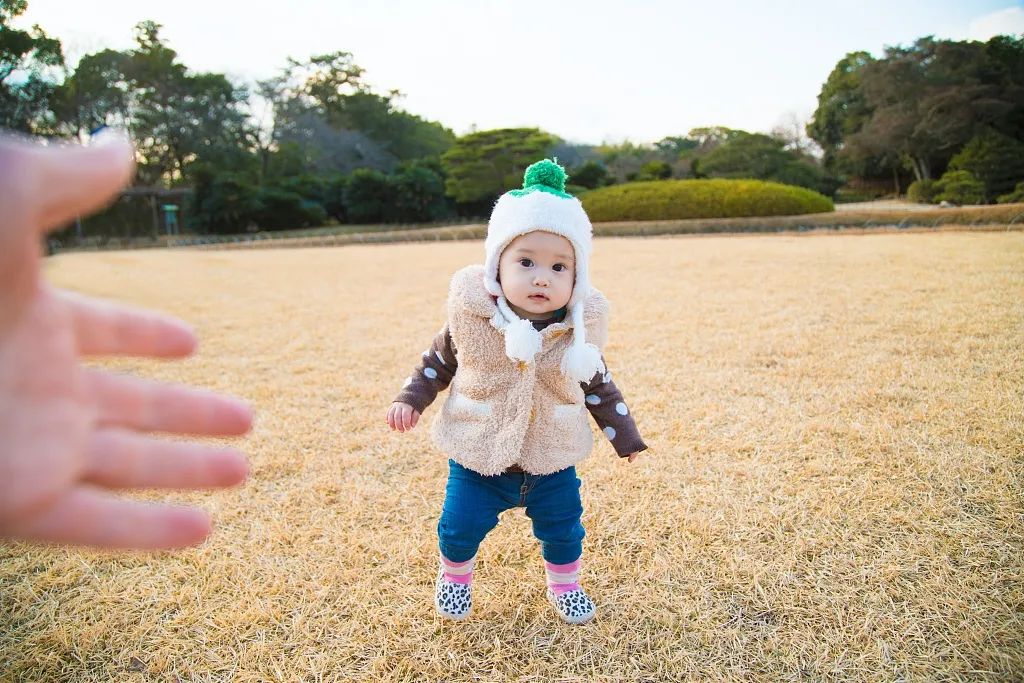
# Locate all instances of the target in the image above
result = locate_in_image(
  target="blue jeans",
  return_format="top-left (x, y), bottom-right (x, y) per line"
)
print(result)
top-left (438, 459), bottom-right (585, 565)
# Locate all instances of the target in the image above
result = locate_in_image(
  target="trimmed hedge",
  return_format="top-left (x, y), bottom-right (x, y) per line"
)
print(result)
top-left (580, 178), bottom-right (833, 222)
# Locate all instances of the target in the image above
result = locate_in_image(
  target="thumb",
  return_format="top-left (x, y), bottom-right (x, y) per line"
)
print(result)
top-left (34, 129), bottom-right (137, 233)
top-left (0, 131), bottom-right (135, 333)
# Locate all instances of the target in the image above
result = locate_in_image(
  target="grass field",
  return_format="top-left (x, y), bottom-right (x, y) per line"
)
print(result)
top-left (2, 231), bottom-right (1022, 682)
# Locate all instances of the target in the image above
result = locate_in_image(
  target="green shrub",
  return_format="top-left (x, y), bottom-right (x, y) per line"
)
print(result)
top-left (189, 171), bottom-right (261, 234)
top-left (834, 188), bottom-right (882, 203)
top-left (391, 165), bottom-right (449, 222)
top-left (76, 194), bottom-right (160, 240)
top-left (907, 179), bottom-right (939, 204)
top-left (252, 187), bottom-right (327, 230)
top-left (997, 181), bottom-right (1024, 204)
top-left (580, 178), bottom-right (834, 222)
top-left (567, 161), bottom-right (610, 189)
top-left (637, 160), bottom-right (672, 181)
top-left (948, 129), bottom-right (1024, 202)
top-left (276, 174), bottom-right (329, 205)
top-left (344, 169), bottom-right (394, 223)
top-left (934, 170), bottom-right (986, 205)
top-left (771, 161), bottom-right (842, 197)
top-left (322, 174), bottom-right (349, 222)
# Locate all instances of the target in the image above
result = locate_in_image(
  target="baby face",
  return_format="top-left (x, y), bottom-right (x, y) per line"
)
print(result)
top-left (497, 231), bottom-right (575, 320)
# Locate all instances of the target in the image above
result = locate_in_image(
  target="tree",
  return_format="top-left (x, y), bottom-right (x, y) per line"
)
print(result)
top-left (593, 141), bottom-right (646, 183)
top-left (654, 135), bottom-right (699, 158)
top-left (273, 103), bottom-right (399, 176)
top-left (686, 126), bottom-right (743, 149)
top-left (699, 131), bottom-right (835, 194)
top-left (567, 161), bottom-right (610, 189)
top-left (51, 49), bottom-right (132, 140)
top-left (54, 21), bottom-right (254, 185)
top-left (983, 35), bottom-right (1024, 141)
top-left (0, 0), bottom-right (64, 133)
top-left (123, 22), bottom-right (252, 185)
top-left (272, 51), bottom-right (454, 164)
top-left (808, 36), bottom-right (1024, 187)
top-left (771, 112), bottom-right (820, 157)
top-left (441, 127), bottom-right (556, 206)
top-left (806, 51), bottom-right (874, 173)
top-left (332, 89), bottom-right (454, 161)
top-left (845, 38), bottom-right (968, 181)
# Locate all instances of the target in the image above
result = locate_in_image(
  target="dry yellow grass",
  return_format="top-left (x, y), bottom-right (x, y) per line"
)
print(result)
top-left (2, 231), bottom-right (1022, 682)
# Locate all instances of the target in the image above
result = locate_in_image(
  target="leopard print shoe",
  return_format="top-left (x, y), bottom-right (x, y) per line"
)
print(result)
top-left (548, 587), bottom-right (596, 624)
top-left (435, 568), bottom-right (472, 621)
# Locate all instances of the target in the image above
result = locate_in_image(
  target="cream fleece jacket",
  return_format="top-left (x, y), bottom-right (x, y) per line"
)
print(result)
top-left (431, 265), bottom-right (610, 476)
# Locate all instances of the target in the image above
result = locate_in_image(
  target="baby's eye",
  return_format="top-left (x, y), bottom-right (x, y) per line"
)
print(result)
top-left (553, 263), bottom-right (567, 272)
top-left (519, 258), bottom-right (534, 267)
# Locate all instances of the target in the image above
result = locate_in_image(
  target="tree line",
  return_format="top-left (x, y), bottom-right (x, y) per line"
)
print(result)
top-left (3, 0), bottom-right (1022, 240)
top-left (807, 35), bottom-right (1024, 203)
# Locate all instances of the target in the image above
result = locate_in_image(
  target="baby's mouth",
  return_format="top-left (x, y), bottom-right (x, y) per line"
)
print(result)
top-left (528, 294), bottom-right (549, 302)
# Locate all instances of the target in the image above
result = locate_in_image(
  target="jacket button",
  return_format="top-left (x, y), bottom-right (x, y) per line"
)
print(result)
top-left (518, 360), bottom-right (528, 372)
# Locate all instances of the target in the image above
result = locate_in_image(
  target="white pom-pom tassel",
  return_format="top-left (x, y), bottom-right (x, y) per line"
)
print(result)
top-left (561, 342), bottom-right (605, 383)
top-left (504, 316), bottom-right (542, 363)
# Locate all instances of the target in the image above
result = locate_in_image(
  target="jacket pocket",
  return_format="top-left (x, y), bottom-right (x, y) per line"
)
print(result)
top-left (450, 391), bottom-right (493, 418)
top-left (552, 402), bottom-right (584, 428)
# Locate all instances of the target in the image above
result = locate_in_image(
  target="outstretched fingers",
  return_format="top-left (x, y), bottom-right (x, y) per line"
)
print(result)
top-left (8, 487), bottom-right (214, 549)
top-left (85, 369), bottom-right (253, 436)
top-left (82, 428), bottom-right (248, 490)
top-left (61, 291), bottom-right (197, 358)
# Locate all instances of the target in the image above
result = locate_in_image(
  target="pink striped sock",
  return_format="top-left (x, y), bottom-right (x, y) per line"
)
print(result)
top-left (440, 553), bottom-right (475, 585)
top-left (545, 558), bottom-right (582, 596)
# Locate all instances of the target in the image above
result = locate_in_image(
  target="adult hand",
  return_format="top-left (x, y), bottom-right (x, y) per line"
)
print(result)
top-left (0, 131), bottom-right (253, 550)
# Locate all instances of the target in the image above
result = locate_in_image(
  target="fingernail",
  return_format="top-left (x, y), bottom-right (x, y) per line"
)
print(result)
top-left (166, 507), bottom-right (212, 548)
top-left (90, 127), bottom-right (130, 148)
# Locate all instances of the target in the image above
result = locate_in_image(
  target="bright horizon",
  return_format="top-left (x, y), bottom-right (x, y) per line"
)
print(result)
top-left (16, 0), bottom-right (1024, 145)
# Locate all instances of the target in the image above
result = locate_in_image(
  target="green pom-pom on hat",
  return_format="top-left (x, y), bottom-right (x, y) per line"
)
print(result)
top-left (523, 159), bottom-right (566, 192)
top-left (509, 158), bottom-right (574, 198)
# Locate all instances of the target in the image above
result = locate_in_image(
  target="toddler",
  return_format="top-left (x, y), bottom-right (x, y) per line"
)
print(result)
top-left (387, 159), bottom-right (647, 624)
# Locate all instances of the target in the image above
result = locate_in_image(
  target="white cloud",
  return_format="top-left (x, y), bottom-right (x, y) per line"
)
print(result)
top-left (966, 7), bottom-right (1024, 41)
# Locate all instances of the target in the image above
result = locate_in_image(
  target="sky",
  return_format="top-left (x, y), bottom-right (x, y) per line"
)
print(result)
top-left (15, 0), bottom-right (1024, 145)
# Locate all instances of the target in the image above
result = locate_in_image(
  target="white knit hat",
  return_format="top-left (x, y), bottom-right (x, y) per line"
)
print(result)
top-left (483, 159), bottom-right (604, 383)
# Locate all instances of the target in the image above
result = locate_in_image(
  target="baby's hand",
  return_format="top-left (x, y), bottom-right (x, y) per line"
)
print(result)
top-left (627, 452), bottom-right (641, 463)
top-left (387, 402), bottom-right (421, 432)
